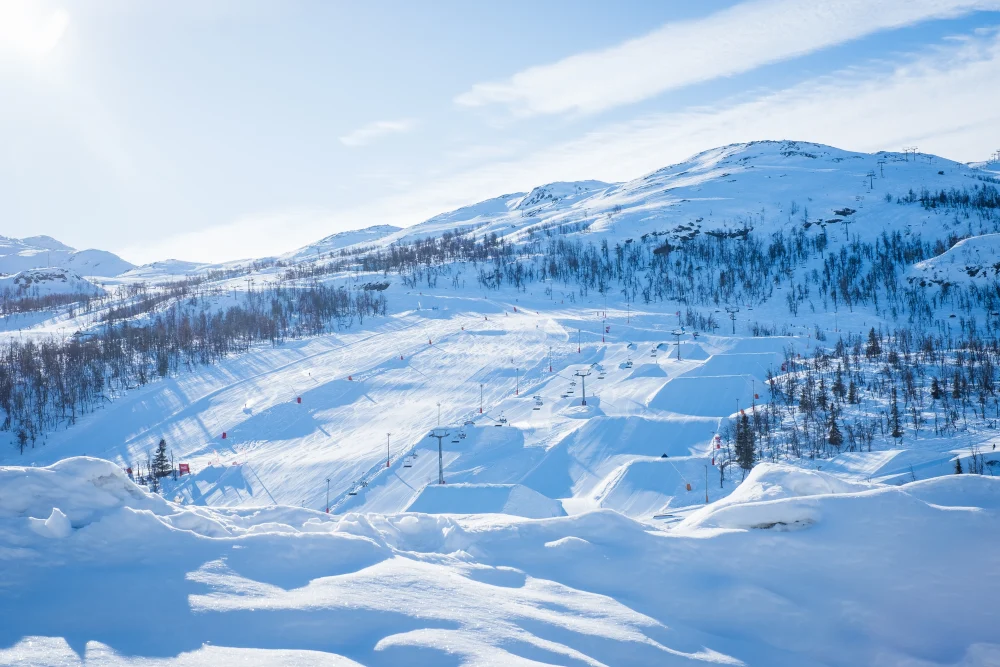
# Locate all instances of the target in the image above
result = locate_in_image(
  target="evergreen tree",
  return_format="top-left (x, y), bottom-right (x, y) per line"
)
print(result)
top-left (832, 365), bottom-right (846, 401)
top-left (954, 457), bottom-right (963, 474)
top-left (930, 377), bottom-right (942, 400)
top-left (152, 438), bottom-right (171, 478)
top-left (890, 388), bottom-right (904, 440)
top-left (847, 379), bottom-right (859, 404)
top-left (735, 412), bottom-right (755, 478)
top-left (865, 328), bottom-right (882, 360)
top-left (828, 408), bottom-right (844, 449)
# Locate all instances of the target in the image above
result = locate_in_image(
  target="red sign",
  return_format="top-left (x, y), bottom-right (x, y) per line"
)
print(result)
top-left (178, 463), bottom-right (190, 476)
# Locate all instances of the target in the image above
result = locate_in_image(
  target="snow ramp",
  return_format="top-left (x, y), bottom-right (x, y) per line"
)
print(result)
top-left (681, 352), bottom-right (781, 383)
top-left (405, 483), bottom-right (565, 518)
top-left (593, 457), bottom-right (712, 517)
top-left (521, 415), bottom-right (717, 499)
top-left (648, 374), bottom-right (765, 417)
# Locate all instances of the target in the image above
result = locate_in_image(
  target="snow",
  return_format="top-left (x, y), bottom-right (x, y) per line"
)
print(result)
top-left (0, 236), bottom-right (133, 277)
top-left (405, 483), bottom-right (565, 518)
top-left (0, 268), bottom-right (105, 297)
top-left (284, 225), bottom-right (402, 262)
top-left (1, 457), bottom-right (998, 665)
top-left (908, 233), bottom-right (1000, 285)
top-left (2, 139), bottom-right (1000, 664)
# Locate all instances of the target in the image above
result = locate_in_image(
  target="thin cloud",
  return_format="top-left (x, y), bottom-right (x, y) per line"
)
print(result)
top-left (455, 0), bottom-right (1000, 117)
top-left (136, 29), bottom-right (1000, 264)
top-left (339, 119), bottom-right (416, 147)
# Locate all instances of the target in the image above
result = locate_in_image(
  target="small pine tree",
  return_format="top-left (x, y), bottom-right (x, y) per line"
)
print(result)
top-left (890, 388), bottom-right (903, 440)
top-left (152, 439), bottom-right (172, 478)
top-left (847, 379), bottom-right (859, 404)
top-left (952, 371), bottom-right (962, 400)
top-left (954, 457), bottom-right (963, 474)
top-left (865, 328), bottom-right (882, 360)
top-left (735, 412), bottom-right (755, 478)
top-left (930, 377), bottom-right (942, 400)
top-left (828, 409), bottom-right (844, 449)
top-left (832, 365), bottom-right (846, 401)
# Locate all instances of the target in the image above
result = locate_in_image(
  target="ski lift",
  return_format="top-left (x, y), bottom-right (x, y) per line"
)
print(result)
top-left (348, 489), bottom-right (358, 496)
top-left (570, 381), bottom-right (577, 386)
top-left (464, 420), bottom-right (475, 426)
top-left (403, 460), bottom-right (412, 468)
top-left (625, 359), bottom-right (633, 369)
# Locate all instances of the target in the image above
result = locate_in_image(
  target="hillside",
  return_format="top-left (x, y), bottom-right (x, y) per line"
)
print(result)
top-left (0, 235), bottom-right (134, 277)
top-left (2, 140), bottom-right (1000, 665)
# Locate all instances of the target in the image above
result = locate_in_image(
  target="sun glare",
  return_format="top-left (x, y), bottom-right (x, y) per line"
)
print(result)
top-left (0, 3), bottom-right (69, 60)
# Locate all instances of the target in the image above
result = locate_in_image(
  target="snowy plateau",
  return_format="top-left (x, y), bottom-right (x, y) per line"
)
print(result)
top-left (1, 141), bottom-right (1000, 666)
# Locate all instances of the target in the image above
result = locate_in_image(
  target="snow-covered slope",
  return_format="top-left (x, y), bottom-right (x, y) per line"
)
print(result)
top-left (1, 457), bottom-right (997, 666)
top-left (0, 268), bottom-right (105, 297)
top-left (319, 141), bottom-right (989, 255)
top-left (908, 233), bottom-right (1000, 285)
top-left (3, 139), bottom-right (1000, 665)
top-left (0, 235), bottom-right (134, 277)
top-left (285, 224), bottom-right (402, 262)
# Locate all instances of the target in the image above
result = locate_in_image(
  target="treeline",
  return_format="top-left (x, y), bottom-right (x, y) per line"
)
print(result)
top-left (1, 282), bottom-right (386, 453)
top-left (716, 326), bottom-right (1000, 483)
top-left (332, 223), bottom-right (1000, 335)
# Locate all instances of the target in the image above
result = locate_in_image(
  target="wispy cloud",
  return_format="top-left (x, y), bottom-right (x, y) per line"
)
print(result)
top-left (133, 29), bottom-right (1000, 264)
top-left (455, 0), bottom-right (1000, 117)
top-left (339, 119), bottom-right (416, 147)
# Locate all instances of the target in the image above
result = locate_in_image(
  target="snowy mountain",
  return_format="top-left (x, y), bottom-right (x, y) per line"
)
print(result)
top-left (0, 235), bottom-right (134, 277)
top-left (2, 139), bottom-right (1000, 665)
top-left (0, 268), bottom-right (105, 297)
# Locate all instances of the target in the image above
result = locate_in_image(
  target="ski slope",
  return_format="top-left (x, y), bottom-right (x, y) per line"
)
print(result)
top-left (3, 140), bottom-right (1000, 665)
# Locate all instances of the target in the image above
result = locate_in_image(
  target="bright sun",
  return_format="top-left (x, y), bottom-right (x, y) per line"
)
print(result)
top-left (0, 2), bottom-right (69, 60)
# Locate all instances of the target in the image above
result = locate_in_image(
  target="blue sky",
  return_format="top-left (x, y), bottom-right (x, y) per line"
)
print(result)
top-left (2, 0), bottom-right (1000, 264)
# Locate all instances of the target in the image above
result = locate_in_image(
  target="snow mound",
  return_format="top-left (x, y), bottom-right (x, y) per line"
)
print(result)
top-left (0, 457), bottom-right (171, 527)
top-left (900, 474), bottom-right (1000, 510)
top-left (405, 483), bottom-right (565, 518)
top-left (680, 464), bottom-right (877, 531)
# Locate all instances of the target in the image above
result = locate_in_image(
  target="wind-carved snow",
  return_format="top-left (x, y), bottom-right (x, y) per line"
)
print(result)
top-left (0, 457), bottom-right (998, 665)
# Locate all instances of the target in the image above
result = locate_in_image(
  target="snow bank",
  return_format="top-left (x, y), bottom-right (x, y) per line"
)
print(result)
top-left (679, 463), bottom-right (875, 531)
top-left (405, 483), bottom-right (565, 518)
top-left (0, 457), bottom-right (171, 527)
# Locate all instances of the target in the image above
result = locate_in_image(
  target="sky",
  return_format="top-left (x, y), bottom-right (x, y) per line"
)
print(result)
top-left (2, 0), bottom-right (1000, 265)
